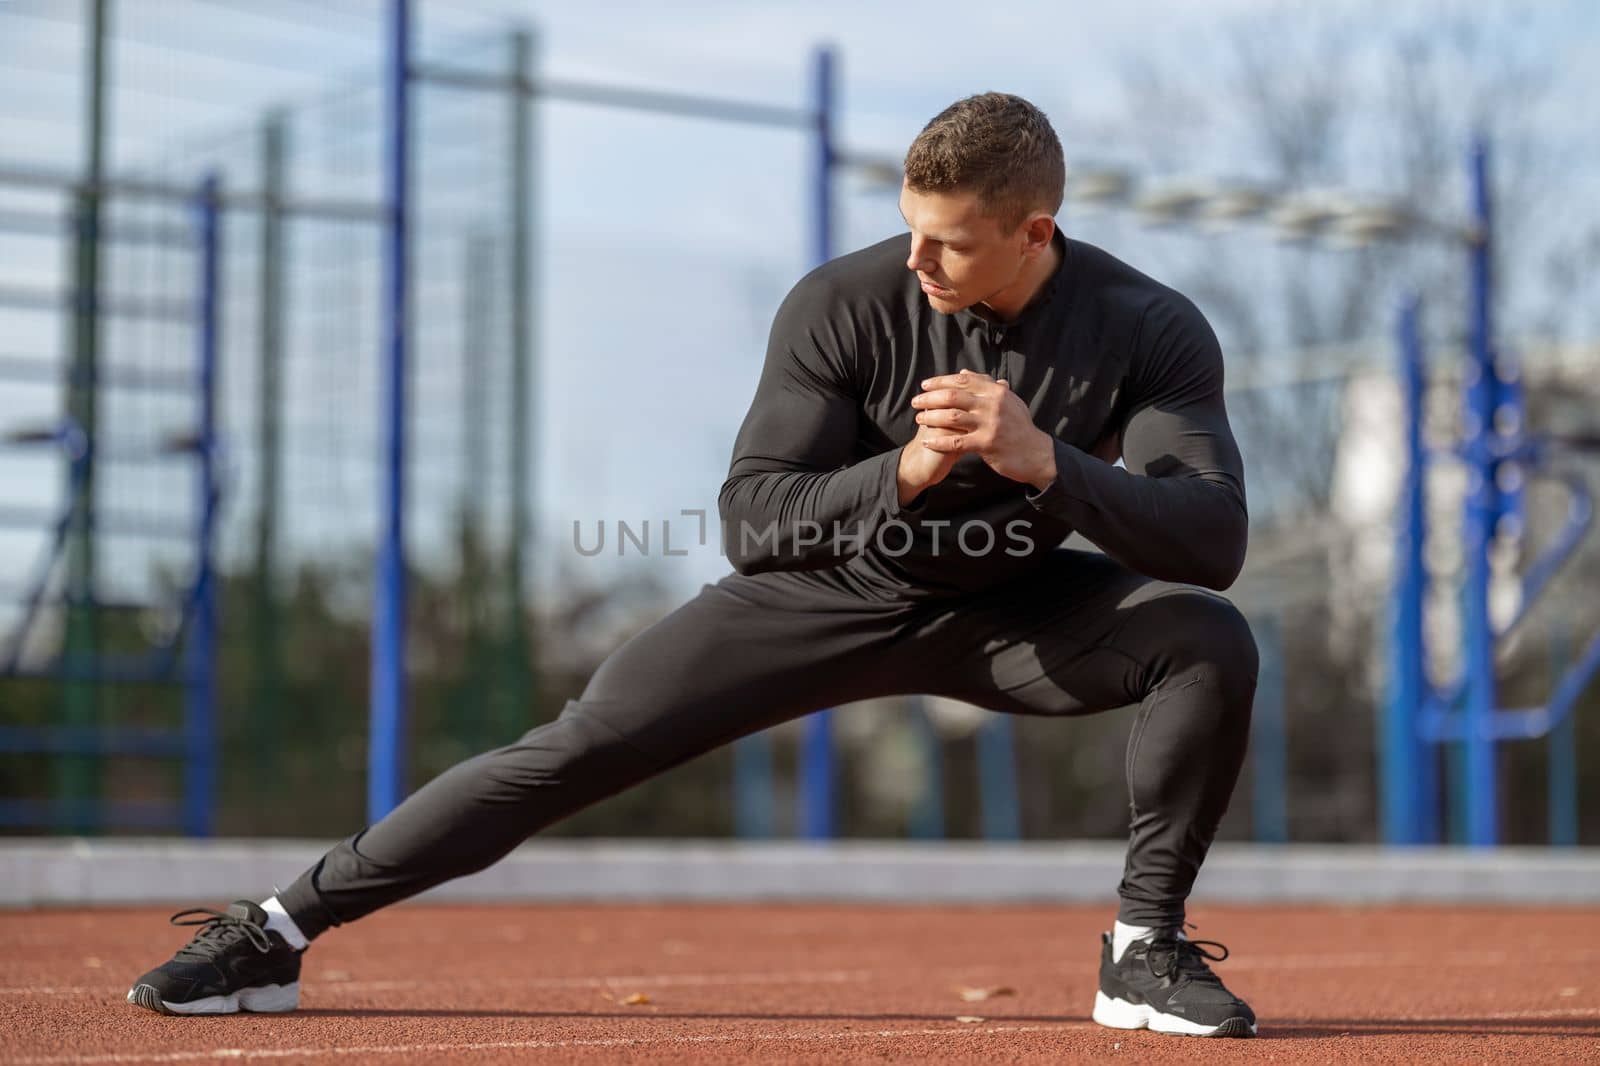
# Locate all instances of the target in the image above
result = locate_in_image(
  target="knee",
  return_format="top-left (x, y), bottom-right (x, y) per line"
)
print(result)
top-left (1143, 590), bottom-right (1258, 702)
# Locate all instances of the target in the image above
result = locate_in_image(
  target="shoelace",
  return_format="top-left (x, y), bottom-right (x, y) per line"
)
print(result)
top-left (1141, 936), bottom-right (1231, 986)
top-left (169, 908), bottom-right (273, 961)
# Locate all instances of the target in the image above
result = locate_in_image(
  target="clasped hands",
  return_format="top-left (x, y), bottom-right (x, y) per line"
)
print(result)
top-left (896, 368), bottom-right (1059, 505)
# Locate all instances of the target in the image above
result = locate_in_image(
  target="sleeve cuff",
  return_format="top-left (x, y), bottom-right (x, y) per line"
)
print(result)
top-left (1024, 439), bottom-right (1076, 518)
top-left (1024, 478), bottom-right (1066, 508)
top-left (877, 445), bottom-right (931, 520)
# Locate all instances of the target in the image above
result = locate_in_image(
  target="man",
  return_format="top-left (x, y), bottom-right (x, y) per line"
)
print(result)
top-left (128, 92), bottom-right (1258, 1039)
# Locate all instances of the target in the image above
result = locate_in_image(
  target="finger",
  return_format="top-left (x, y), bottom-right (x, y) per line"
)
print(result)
top-left (915, 409), bottom-right (975, 430)
top-left (920, 369), bottom-right (994, 391)
top-left (920, 434), bottom-right (969, 454)
top-left (911, 388), bottom-right (980, 411)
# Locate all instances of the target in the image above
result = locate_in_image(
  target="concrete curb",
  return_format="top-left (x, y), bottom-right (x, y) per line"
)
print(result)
top-left (3, 839), bottom-right (1598, 907)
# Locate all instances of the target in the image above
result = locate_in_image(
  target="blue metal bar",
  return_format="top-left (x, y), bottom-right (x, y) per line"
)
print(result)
top-left (1250, 615), bottom-right (1288, 843)
top-left (1382, 294), bottom-right (1436, 843)
top-left (369, 0), bottom-right (412, 821)
top-left (976, 716), bottom-right (1021, 841)
top-left (0, 726), bottom-right (187, 757)
top-left (797, 43), bottom-right (836, 841)
top-left (182, 173), bottom-right (221, 839)
top-left (1542, 626), bottom-right (1600, 737)
top-left (1439, 628), bottom-right (1600, 741)
top-left (1461, 136), bottom-right (1497, 846)
top-left (798, 708), bottom-right (834, 840)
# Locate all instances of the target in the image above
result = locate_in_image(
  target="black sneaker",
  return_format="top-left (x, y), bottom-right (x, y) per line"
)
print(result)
top-left (1092, 930), bottom-right (1256, 1038)
top-left (126, 901), bottom-right (302, 1015)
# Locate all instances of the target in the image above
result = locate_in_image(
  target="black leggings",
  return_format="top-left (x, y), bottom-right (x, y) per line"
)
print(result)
top-left (279, 549), bottom-right (1257, 937)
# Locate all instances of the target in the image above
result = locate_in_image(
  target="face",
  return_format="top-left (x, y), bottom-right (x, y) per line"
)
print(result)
top-left (898, 183), bottom-right (1054, 316)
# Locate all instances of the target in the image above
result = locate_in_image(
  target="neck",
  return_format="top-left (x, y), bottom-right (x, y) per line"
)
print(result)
top-left (980, 237), bottom-right (1063, 322)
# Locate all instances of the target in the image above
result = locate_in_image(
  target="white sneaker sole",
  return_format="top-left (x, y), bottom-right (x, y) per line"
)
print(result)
top-left (1093, 990), bottom-right (1256, 1038)
top-left (127, 981), bottom-right (300, 1015)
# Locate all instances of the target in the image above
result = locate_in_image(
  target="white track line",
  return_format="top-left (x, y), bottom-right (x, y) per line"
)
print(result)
top-left (1368, 1007), bottom-right (1600, 1023)
top-left (11, 1023), bottom-right (1088, 1065)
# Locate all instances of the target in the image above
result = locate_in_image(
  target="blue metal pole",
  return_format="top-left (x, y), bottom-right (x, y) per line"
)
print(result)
top-left (1382, 294), bottom-right (1433, 844)
top-left (183, 174), bottom-right (221, 838)
top-left (370, 0), bottom-right (411, 821)
top-left (797, 43), bottom-right (836, 841)
top-left (976, 717), bottom-right (1021, 841)
top-left (1462, 135), bottom-right (1497, 846)
top-left (1250, 615), bottom-right (1288, 843)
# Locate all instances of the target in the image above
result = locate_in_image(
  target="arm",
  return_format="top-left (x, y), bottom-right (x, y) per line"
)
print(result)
top-left (1023, 299), bottom-right (1248, 590)
top-left (718, 282), bottom-right (912, 576)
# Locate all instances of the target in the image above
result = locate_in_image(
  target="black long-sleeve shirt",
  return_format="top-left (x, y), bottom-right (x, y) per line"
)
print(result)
top-left (718, 230), bottom-right (1247, 600)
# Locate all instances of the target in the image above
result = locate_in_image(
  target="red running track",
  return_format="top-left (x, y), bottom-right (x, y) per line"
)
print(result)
top-left (3, 904), bottom-right (1598, 1063)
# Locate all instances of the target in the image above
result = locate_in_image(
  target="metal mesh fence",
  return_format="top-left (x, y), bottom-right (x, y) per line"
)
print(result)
top-left (2, 3), bottom-right (1595, 843)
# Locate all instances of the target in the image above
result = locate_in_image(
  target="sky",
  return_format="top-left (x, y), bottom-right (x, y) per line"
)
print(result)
top-left (0, 0), bottom-right (1594, 618)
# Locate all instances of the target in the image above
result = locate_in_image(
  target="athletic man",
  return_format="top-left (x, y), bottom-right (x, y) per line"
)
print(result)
top-left (128, 93), bottom-right (1259, 1038)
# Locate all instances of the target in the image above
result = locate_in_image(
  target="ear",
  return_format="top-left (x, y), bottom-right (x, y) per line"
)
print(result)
top-left (1020, 213), bottom-right (1056, 259)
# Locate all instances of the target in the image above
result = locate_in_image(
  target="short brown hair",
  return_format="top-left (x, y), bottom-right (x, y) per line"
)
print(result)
top-left (902, 93), bottom-right (1065, 230)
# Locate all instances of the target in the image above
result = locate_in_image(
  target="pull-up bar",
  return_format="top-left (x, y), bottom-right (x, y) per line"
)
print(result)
top-left (367, 0), bottom-right (852, 839)
top-left (410, 63), bottom-right (816, 129)
top-left (1386, 142), bottom-right (1600, 845)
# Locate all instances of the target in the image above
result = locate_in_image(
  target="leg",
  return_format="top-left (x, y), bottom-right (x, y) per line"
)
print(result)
top-left (920, 549), bottom-right (1258, 928)
top-left (278, 571), bottom-right (921, 938)
top-left (1105, 584), bottom-right (1256, 927)
top-left (920, 550), bottom-right (1260, 1037)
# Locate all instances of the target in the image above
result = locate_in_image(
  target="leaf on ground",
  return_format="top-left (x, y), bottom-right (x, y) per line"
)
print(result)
top-left (601, 990), bottom-right (654, 1005)
top-left (955, 985), bottom-right (1015, 1002)
top-left (955, 1015), bottom-right (986, 1024)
